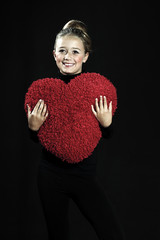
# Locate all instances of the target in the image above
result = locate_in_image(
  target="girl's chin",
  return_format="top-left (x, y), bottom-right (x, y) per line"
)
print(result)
top-left (60, 68), bottom-right (81, 75)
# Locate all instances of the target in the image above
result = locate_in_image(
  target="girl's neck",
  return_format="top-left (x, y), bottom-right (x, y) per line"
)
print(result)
top-left (58, 71), bottom-right (83, 83)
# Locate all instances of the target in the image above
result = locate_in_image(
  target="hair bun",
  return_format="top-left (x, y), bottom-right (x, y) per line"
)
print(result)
top-left (63, 20), bottom-right (87, 34)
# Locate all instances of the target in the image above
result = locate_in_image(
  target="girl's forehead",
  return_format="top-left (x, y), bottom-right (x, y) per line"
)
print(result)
top-left (56, 36), bottom-right (84, 49)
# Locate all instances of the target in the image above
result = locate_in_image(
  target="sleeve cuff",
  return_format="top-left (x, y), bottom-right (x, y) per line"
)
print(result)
top-left (99, 123), bottom-right (114, 139)
top-left (28, 128), bottom-right (39, 143)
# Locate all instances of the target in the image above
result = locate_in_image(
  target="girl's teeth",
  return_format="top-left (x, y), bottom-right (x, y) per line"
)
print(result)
top-left (64, 63), bottom-right (74, 67)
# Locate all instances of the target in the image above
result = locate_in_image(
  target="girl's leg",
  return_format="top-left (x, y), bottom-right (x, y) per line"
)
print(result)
top-left (37, 167), bottom-right (70, 240)
top-left (71, 176), bottom-right (125, 240)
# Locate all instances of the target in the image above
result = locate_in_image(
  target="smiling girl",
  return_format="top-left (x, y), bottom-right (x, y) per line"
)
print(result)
top-left (25, 20), bottom-right (125, 240)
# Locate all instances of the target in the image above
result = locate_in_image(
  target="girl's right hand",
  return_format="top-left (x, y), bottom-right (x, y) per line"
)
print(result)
top-left (27, 99), bottom-right (48, 131)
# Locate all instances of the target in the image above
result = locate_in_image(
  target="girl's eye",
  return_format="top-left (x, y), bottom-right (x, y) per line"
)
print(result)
top-left (59, 49), bottom-right (66, 53)
top-left (73, 50), bottom-right (79, 54)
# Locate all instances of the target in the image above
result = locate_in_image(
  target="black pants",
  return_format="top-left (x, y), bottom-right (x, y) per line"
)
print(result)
top-left (37, 165), bottom-right (125, 240)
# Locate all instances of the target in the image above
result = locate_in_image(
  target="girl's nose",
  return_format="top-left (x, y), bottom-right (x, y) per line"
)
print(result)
top-left (64, 52), bottom-right (72, 60)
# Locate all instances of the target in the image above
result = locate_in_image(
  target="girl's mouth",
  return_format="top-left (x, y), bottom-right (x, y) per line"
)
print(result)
top-left (63, 62), bottom-right (75, 67)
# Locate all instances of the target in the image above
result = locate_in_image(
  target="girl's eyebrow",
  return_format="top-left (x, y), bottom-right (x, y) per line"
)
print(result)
top-left (59, 46), bottom-right (81, 51)
top-left (72, 47), bottom-right (81, 51)
top-left (72, 47), bottom-right (81, 52)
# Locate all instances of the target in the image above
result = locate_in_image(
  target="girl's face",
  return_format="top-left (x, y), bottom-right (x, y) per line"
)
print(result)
top-left (53, 35), bottom-right (89, 75)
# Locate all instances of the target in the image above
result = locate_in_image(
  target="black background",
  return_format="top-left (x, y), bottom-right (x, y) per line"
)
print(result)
top-left (1, 1), bottom-right (159, 240)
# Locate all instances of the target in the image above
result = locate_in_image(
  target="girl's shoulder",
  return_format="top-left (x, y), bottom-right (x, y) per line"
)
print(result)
top-left (78, 72), bottom-right (111, 81)
top-left (30, 77), bottom-right (59, 86)
top-left (76, 72), bottom-right (114, 86)
top-left (80, 72), bottom-right (105, 78)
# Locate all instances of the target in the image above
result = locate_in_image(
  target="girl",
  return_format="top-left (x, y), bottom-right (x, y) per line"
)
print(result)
top-left (25, 20), bottom-right (125, 240)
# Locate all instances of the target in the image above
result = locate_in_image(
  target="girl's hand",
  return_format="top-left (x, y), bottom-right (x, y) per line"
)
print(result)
top-left (27, 99), bottom-right (48, 131)
top-left (91, 96), bottom-right (112, 128)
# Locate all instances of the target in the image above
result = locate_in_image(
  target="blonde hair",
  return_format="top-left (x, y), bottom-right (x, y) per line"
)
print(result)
top-left (54, 20), bottom-right (92, 53)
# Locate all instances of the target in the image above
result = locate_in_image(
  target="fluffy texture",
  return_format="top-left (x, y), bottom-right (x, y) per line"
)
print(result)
top-left (24, 73), bottom-right (117, 163)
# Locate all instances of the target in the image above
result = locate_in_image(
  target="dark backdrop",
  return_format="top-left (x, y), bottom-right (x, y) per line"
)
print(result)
top-left (1, 1), bottom-right (159, 240)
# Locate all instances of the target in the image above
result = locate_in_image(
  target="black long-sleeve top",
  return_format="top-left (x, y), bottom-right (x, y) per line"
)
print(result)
top-left (29, 72), bottom-right (113, 176)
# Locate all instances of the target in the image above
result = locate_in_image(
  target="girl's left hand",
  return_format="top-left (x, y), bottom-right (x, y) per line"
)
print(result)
top-left (91, 96), bottom-right (112, 128)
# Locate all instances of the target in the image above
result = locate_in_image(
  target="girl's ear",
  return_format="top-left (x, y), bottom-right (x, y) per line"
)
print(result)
top-left (53, 50), bottom-right (56, 60)
top-left (83, 52), bottom-right (89, 63)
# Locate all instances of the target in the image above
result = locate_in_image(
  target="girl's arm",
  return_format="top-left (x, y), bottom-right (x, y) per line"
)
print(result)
top-left (28, 128), bottom-right (39, 143)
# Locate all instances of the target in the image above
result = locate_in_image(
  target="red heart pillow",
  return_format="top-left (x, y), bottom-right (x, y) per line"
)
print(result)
top-left (24, 73), bottom-right (117, 163)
